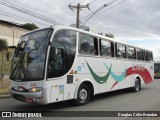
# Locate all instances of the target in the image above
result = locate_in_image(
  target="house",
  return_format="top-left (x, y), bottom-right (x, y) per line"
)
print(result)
top-left (0, 20), bottom-right (31, 46)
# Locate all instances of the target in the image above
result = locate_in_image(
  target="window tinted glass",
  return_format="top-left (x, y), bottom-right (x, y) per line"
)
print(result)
top-left (101, 40), bottom-right (111, 57)
top-left (48, 30), bottom-right (76, 78)
top-left (127, 46), bottom-right (136, 59)
top-left (116, 43), bottom-right (126, 59)
top-left (144, 51), bottom-right (149, 61)
top-left (137, 49), bottom-right (143, 60)
top-left (149, 52), bottom-right (153, 60)
top-left (79, 33), bottom-right (98, 55)
top-left (100, 40), bottom-right (113, 57)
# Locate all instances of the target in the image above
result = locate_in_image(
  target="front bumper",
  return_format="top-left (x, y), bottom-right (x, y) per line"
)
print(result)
top-left (10, 90), bottom-right (46, 104)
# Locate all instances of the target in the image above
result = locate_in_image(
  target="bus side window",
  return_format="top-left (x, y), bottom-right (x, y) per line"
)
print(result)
top-left (79, 33), bottom-right (98, 55)
top-left (50, 47), bottom-right (64, 69)
top-left (48, 30), bottom-right (77, 78)
top-left (94, 38), bottom-right (98, 55)
top-left (116, 43), bottom-right (126, 59)
top-left (149, 52), bottom-right (153, 61)
top-left (127, 46), bottom-right (136, 60)
top-left (144, 51), bottom-right (149, 61)
top-left (100, 39), bottom-right (113, 57)
top-left (111, 42), bottom-right (114, 57)
top-left (137, 49), bottom-right (143, 61)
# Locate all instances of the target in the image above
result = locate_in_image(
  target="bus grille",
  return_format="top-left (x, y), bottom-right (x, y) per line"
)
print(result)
top-left (13, 94), bottom-right (25, 102)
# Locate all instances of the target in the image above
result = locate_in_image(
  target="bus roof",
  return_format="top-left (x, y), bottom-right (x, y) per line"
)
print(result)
top-left (53, 25), bottom-right (152, 52)
top-left (22, 25), bottom-right (152, 52)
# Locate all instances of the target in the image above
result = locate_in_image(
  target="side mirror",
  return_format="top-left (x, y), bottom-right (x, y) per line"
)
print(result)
top-left (6, 46), bottom-right (16, 61)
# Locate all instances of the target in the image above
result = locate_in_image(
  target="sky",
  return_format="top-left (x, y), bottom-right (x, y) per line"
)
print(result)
top-left (0, 0), bottom-right (160, 61)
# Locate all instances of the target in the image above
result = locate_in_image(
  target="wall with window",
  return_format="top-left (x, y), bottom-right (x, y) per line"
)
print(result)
top-left (0, 20), bottom-right (30, 46)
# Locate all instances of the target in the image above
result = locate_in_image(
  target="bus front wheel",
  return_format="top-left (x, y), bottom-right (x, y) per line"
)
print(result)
top-left (74, 84), bottom-right (90, 105)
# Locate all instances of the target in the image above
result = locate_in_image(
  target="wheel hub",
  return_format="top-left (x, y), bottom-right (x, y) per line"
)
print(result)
top-left (79, 89), bottom-right (87, 101)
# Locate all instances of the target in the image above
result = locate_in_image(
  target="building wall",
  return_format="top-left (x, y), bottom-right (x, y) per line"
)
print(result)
top-left (0, 22), bottom-right (30, 46)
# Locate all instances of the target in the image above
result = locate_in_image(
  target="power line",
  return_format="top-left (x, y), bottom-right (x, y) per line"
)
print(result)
top-left (80, 3), bottom-right (108, 28)
top-left (80, 0), bottom-right (127, 27)
top-left (0, 10), bottom-right (51, 26)
top-left (69, 3), bottom-right (89, 28)
top-left (108, 0), bottom-right (119, 6)
top-left (0, 13), bottom-right (49, 27)
top-left (81, 0), bottom-right (86, 4)
top-left (0, 0), bottom-right (63, 25)
top-left (81, 0), bottom-right (119, 21)
top-left (0, 1), bottom-right (59, 25)
top-left (88, 0), bottom-right (98, 5)
top-left (70, 0), bottom-right (77, 5)
top-left (96, 0), bottom-right (128, 16)
top-left (12, 0), bottom-right (73, 23)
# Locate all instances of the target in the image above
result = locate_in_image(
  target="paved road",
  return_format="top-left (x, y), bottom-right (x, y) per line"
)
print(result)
top-left (0, 79), bottom-right (160, 120)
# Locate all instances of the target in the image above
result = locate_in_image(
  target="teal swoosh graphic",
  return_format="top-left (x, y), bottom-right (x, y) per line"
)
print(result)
top-left (103, 62), bottom-right (126, 82)
top-left (86, 61), bottom-right (111, 84)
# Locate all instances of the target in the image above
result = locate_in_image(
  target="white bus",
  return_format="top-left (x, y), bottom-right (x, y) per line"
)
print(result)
top-left (8, 25), bottom-right (154, 105)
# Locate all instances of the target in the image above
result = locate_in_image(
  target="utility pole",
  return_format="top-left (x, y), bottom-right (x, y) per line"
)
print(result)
top-left (69, 3), bottom-right (89, 28)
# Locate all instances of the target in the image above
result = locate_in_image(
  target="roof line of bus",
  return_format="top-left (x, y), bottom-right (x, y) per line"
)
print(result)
top-left (53, 25), bottom-right (152, 52)
top-left (22, 25), bottom-right (152, 52)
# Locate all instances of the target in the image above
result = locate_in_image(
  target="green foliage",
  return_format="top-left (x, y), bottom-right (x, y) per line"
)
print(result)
top-left (22, 23), bottom-right (39, 30)
top-left (98, 33), bottom-right (103, 35)
top-left (0, 39), bottom-right (8, 51)
top-left (105, 33), bottom-right (114, 38)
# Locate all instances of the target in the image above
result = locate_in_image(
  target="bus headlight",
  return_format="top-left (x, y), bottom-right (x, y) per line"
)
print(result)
top-left (29, 87), bottom-right (43, 92)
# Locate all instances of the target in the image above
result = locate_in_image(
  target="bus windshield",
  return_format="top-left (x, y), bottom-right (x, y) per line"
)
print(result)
top-left (10, 28), bottom-right (53, 81)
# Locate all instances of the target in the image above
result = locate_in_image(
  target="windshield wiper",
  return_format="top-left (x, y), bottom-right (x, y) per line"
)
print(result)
top-left (11, 53), bottom-right (26, 80)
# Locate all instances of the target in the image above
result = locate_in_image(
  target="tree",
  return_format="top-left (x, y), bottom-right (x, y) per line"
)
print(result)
top-left (98, 32), bottom-right (103, 35)
top-left (22, 23), bottom-right (39, 30)
top-left (0, 39), bottom-right (8, 51)
top-left (105, 33), bottom-right (114, 38)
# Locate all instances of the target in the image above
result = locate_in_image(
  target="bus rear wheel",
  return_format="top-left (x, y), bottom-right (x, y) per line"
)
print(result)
top-left (74, 84), bottom-right (90, 105)
top-left (132, 79), bottom-right (141, 92)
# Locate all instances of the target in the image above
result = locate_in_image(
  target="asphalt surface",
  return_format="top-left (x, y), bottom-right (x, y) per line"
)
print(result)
top-left (0, 78), bottom-right (160, 120)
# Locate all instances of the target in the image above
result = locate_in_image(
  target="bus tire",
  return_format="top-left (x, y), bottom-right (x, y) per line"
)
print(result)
top-left (74, 84), bottom-right (90, 106)
top-left (132, 78), bottom-right (141, 92)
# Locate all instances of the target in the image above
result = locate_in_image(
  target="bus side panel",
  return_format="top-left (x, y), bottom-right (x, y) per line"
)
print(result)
top-left (73, 56), bottom-right (101, 95)
top-left (47, 78), bottom-right (78, 103)
top-left (46, 57), bottom-right (154, 104)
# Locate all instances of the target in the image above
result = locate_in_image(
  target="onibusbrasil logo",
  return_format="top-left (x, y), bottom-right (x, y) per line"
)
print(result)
top-left (1, 112), bottom-right (42, 118)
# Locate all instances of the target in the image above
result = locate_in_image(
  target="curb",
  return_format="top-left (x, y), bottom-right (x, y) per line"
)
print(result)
top-left (0, 94), bottom-right (10, 99)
